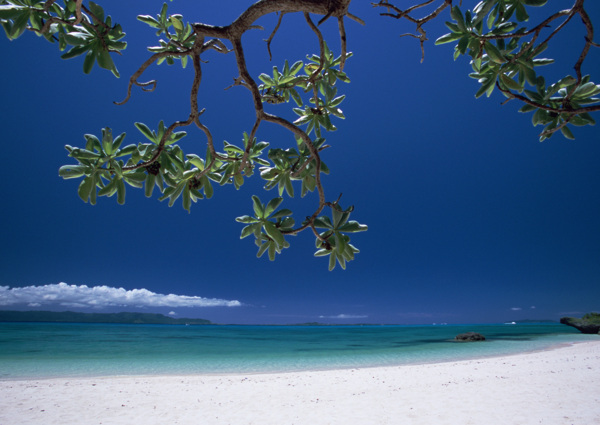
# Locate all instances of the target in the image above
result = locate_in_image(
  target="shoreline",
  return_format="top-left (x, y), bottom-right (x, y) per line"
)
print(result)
top-left (1, 338), bottom-right (594, 382)
top-left (1, 340), bottom-right (598, 424)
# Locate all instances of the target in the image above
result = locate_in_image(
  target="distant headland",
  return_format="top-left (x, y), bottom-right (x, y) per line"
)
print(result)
top-left (0, 310), bottom-right (212, 325)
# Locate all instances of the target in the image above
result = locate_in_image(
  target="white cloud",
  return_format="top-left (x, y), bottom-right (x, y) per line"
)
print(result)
top-left (530, 306), bottom-right (536, 309)
top-left (511, 307), bottom-right (522, 311)
top-left (0, 283), bottom-right (241, 309)
top-left (168, 311), bottom-right (177, 316)
top-left (319, 314), bottom-right (368, 319)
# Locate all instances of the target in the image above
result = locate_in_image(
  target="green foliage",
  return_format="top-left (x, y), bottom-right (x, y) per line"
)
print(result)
top-left (4, 0), bottom-right (597, 269)
top-left (236, 196), bottom-right (294, 261)
top-left (313, 204), bottom-right (367, 271)
top-left (0, 0), bottom-right (126, 76)
top-left (259, 59), bottom-right (306, 105)
top-left (137, 2), bottom-right (195, 67)
top-left (235, 197), bottom-right (367, 270)
top-left (53, 2), bottom-right (366, 269)
top-left (436, 0), bottom-right (598, 141)
top-left (522, 75), bottom-right (598, 140)
top-left (258, 42), bottom-right (351, 138)
top-left (582, 312), bottom-right (600, 324)
top-left (59, 128), bottom-right (144, 205)
top-left (260, 137), bottom-right (330, 198)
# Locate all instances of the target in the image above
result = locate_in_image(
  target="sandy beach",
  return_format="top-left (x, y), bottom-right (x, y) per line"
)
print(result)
top-left (1, 340), bottom-right (599, 425)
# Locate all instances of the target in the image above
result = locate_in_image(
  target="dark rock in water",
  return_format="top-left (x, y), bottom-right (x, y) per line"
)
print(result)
top-left (560, 314), bottom-right (600, 334)
top-left (455, 332), bottom-right (486, 342)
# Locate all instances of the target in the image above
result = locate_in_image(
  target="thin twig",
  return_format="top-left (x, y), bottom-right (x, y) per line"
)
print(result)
top-left (264, 12), bottom-right (286, 61)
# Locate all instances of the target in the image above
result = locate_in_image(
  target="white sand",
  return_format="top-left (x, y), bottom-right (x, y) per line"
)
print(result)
top-left (1, 341), bottom-right (599, 425)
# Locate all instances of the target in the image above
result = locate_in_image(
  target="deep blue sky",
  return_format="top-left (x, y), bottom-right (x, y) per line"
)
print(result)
top-left (1, 1), bottom-right (599, 324)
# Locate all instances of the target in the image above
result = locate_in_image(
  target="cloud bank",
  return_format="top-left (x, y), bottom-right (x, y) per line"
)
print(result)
top-left (0, 283), bottom-right (241, 309)
top-left (319, 314), bottom-right (368, 320)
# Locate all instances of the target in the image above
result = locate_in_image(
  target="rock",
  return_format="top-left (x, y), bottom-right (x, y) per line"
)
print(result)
top-left (455, 332), bottom-right (486, 342)
top-left (560, 314), bottom-right (600, 334)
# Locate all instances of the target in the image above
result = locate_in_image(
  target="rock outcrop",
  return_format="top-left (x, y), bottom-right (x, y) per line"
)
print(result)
top-left (455, 332), bottom-right (486, 341)
top-left (560, 313), bottom-right (600, 334)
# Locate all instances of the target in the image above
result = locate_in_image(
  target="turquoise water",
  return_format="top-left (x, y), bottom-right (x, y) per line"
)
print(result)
top-left (0, 322), bottom-right (595, 379)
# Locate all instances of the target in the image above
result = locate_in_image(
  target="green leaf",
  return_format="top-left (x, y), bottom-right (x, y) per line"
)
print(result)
top-left (271, 208), bottom-right (293, 219)
top-left (78, 176), bottom-right (94, 203)
top-left (8, 11), bottom-right (28, 40)
top-left (96, 50), bottom-right (114, 71)
top-left (236, 215), bottom-right (260, 224)
top-left (560, 125), bottom-right (575, 140)
top-left (82, 50), bottom-right (95, 74)
top-left (0, 5), bottom-right (25, 20)
top-left (251, 195), bottom-right (264, 218)
top-left (135, 122), bottom-right (156, 142)
top-left (263, 221), bottom-right (285, 246)
top-left (515, 3), bottom-right (529, 22)
top-left (145, 173), bottom-right (156, 197)
top-left (290, 60), bottom-right (303, 75)
top-left (88, 1), bottom-right (105, 24)
top-left (484, 41), bottom-right (505, 64)
top-left (58, 165), bottom-right (88, 179)
top-left (475, 77), bottom-right (496, 98)
top-left (435, 32), bottom-right (463, 45)
top-left (256, 241), bottom-right (269, 258)
top-left (338, 221), bottom-right (368, 233)
top-left (264, 197), bottom-right (283, 217)
top-left (258, 73), bottom-right (275, 86)
top-left (284, 175), bottom-right (294, 197)
top-left (167, 183), bottom-right (185, 207)
top-left (519, 103), bottom-right (537, 113)
top-left (532, 58), bottom-right (554, 67)
top-left (523, 0), bottom-right (548, 6)
top-left (137, 15), bottom-right (160, 28)
top-left (98, 179), bottom-right (117, 197)
top-left (116, 179), bottom-right (126, 205)
top-left (62, 32), bottom-right (92, 46)
top-left (240, 224), bottom-right (258, 239)
top-left (532, 108), bottom-right (547, 126)
top-left (328, 251), bottom-right (336, 271)
top-left (171, 16), bottom-right (183, 31)
top-left (182, 186), bottom-right (191, 212)
top-left (268, 242), bottom-right (276, 261)
top-left (61, 45), bottom-right (90, 60)
top-left (500, 74), bottom-right (522, 91)
top-left (574, 82), bottom-right (600, 98)
top-left (450, 6), bottom-right (467, 32)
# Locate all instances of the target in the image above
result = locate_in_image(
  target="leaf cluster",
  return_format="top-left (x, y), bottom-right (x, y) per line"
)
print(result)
top-left (235, 197), bottom-right (367, 270)
top-left (59, 128), bottom-right (143, 205)
top-left (258, 42), bottom-right (351, 138)
top-left (522, 75), bottom-right (598, 140)
top-left (137, 2), bottom-right (195, 68)
top-left (60, 123), bottom-right (274, 213)
top-left (313, 204), bottom-right (367, 271)
top-left (236, 196), bottom-right (294, 261)
top-left (260, 137), bottom-right (329, 198)
top-left (435, 0), bottom-right (599, 140)
top-left (0, 0), bottom-right (126, 76)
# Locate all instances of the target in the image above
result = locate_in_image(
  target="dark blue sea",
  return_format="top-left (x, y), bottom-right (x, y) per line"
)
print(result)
top-left (0, 322), bottom-right (594, 379)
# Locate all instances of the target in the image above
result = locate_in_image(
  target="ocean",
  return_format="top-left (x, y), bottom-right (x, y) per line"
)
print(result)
top-left (0, 322), bottom-right (594, 379)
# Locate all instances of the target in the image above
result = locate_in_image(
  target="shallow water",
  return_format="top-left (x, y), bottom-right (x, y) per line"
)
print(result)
top-left (0, 322), bottom-right (594, 379)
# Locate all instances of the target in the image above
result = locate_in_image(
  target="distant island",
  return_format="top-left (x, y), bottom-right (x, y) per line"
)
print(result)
top-left (0, 310), bottom-right (212, 325)
top-left (560, 313), bottom-right (600, 334)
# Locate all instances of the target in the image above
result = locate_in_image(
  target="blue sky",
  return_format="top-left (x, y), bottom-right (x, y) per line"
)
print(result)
top-left (1, 0), bottom-right (599, 324)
